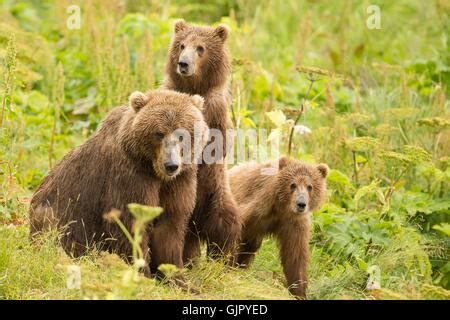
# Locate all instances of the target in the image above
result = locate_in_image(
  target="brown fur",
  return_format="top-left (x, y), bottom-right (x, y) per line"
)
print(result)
top-left (29, 90), bottom-right (208, 274)
top-left (228, 157), bottom-right (329, 299)
top-left (161, 20), bottom-right (241, 263)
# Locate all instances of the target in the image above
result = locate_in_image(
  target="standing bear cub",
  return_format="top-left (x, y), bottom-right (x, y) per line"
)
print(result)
top-left (228, 157), bottom-right (329, 299)
top-left (162, 20), bottom-right (241, 263)
top-left (29, 90), bottom-right (208, 274)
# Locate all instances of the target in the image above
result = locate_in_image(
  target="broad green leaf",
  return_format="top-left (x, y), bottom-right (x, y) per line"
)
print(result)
top-left (327, 169), bottom-right (353, 188)
top-left (354, 180), bottom-right (381, 208)
top-left (432, 223), bottom-right (450, 237)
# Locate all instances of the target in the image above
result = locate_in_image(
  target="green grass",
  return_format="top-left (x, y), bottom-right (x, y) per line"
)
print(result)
top-left (1, 224), bottom-right (448, 300)
top-left (1, 0), bottom-right (449, 299)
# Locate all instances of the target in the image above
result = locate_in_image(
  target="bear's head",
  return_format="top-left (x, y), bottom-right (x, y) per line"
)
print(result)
top-left (167, 19), bottom-right (230, 92)
top-left (119, 90), bottom-right (209, 181)
top-left (275, 157), bottom-right (328, 217)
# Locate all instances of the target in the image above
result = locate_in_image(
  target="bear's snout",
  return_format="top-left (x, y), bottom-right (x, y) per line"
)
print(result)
top-left (296, 200), bottom-right (306, 212)
top-left (164, 161), bottom-right (180, 175)
top-left (178, 61), bottom-right (189, 74)
top-left (177, 48), bottom-right (196, 76)
top-left (295, 193), bottom-right (309, 214)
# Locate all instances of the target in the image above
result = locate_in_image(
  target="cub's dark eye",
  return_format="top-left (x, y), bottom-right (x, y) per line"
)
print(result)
top-left (180, 44), bottom-right (185, 50)
top-left (155, 132), bottom-right (164, 140)
top-left (196, 46), bottom-right (204, 55)
top-left (178, 135), bottom-right (183, 142)
top-left (307, 185), bottom-right (313, 192)
top-left (290, 183), bottom-right (297, 192)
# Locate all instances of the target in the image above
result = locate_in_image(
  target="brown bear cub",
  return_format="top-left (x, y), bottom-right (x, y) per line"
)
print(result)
top-left (162, 20), bottom-right (241, 263)
top-left (228, 157), bottom-right (329, 299)
top-left (29, 90), bottom-right (208, 275)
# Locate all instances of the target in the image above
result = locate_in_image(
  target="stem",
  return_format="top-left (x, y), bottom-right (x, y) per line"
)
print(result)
top-left (433, 132), bottom-right (441, 161)
top-left (230, 76), bottom-right (237, 128)
top-left (352, 151), bottom-right (359, 186)
top-left (112, 217), bottom-right (136, 253)
top-left (49, 104), bottom-right (56, 169)
top-left (236, 85), bottom-right (241, 129)
top-left (384, 167), bottom-right (407, 201)
top-left (287, 77), bottom-right (316, 156)
top-left (0, 73), bottom-right (12, 128)
top-left (397, 121), bottom-right (409, 144)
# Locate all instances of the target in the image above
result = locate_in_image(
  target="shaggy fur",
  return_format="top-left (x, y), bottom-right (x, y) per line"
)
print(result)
top-left (29, 90), bottom-right (208, 274)
top-left (162, 20), bottom-right (241, 263)
top-left (228, 157), bottom-right (329, 299)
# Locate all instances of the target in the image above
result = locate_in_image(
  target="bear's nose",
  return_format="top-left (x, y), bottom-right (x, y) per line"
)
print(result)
top-left (178, 61), bottom-right (189, 72)
top-left (296, 201), bottom-right (306, 212)
top-left (164, 162), bottom-right (179, 174)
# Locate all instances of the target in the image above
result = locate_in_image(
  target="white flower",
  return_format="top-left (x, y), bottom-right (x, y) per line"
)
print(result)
top-left (134, 258), bottom-right (146, 268)
top-left (294, 125), bottom-right (312, 135)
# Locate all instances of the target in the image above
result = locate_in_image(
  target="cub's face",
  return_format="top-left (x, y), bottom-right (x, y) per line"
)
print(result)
top-left (170, 19), bottom-right (228, 77)
top-left (127, 91), bottom-right (208, 181)
top-left (288, 174), bottom-right (316, 214)
top-left (276, 158), bottom-right (329, 217)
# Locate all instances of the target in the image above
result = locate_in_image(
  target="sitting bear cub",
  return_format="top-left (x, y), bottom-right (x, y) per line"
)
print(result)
top-left (228, 157), bottom-right (329, 299)
top-left (29, 90), bottom-right (208, 274)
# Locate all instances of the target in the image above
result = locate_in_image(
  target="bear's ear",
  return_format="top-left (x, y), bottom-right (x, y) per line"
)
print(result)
top-left (317, 163), bottom-right (329, 178)
top-left (174, 19), bottom-right (188, 33)
top-left (129, 91), bottom-right (148, 112)
top-left (278, 156), bottom-right (290, 170)
top-left (214, 24), bottom-right (229, 42)
top-left (191, 95), bottom-right (205, 111)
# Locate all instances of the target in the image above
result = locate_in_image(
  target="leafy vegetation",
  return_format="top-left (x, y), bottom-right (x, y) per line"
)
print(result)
top-left (0, 0), bottom-right (449, 299)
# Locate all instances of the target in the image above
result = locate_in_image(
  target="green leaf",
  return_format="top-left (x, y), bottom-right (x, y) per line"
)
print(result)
top-left (354, 180), bottom-right (381, 208)
top-left (432, 223), bottom-right (450, 237)
top-left (327, 169), bottom-right (353, 188)
top-left (356, 256), bottom-right (368, 271)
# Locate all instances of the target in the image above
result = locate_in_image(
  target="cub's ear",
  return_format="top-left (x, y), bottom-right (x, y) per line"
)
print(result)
top-left (317, 163), bottom-right (329, 178)
top-left (191, 94), bottom-right (205, 111)
top-left (214, 24), bottom-right (229, 42)
top-left (278, 156), bottom-right (290, 170)
top-left (174, 19), bottom-right (188, 33)
top-left (129, 91), bottom-right (148, 112)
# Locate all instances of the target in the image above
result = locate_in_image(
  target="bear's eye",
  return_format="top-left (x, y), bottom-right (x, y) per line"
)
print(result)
top-left (290, 183), bottom-right (297, 192)
top-left (180, 44), bottom-right (185, 50)
top-left (155, 132), bottom-right (164, 140)
top-left (307, 185), bottom-right (313, 192)
top-left (196, 46), bottom-right (205, 55)
top-left (178, 135), bottom-right (183, 142)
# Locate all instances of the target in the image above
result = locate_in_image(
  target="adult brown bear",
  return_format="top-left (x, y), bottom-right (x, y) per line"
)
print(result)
top-left (229, 157), bottom-right (329, 299)
top-left (162, 20), bottom-right (241, 264)
top-left (29, 90), bottom-right (208, 274)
